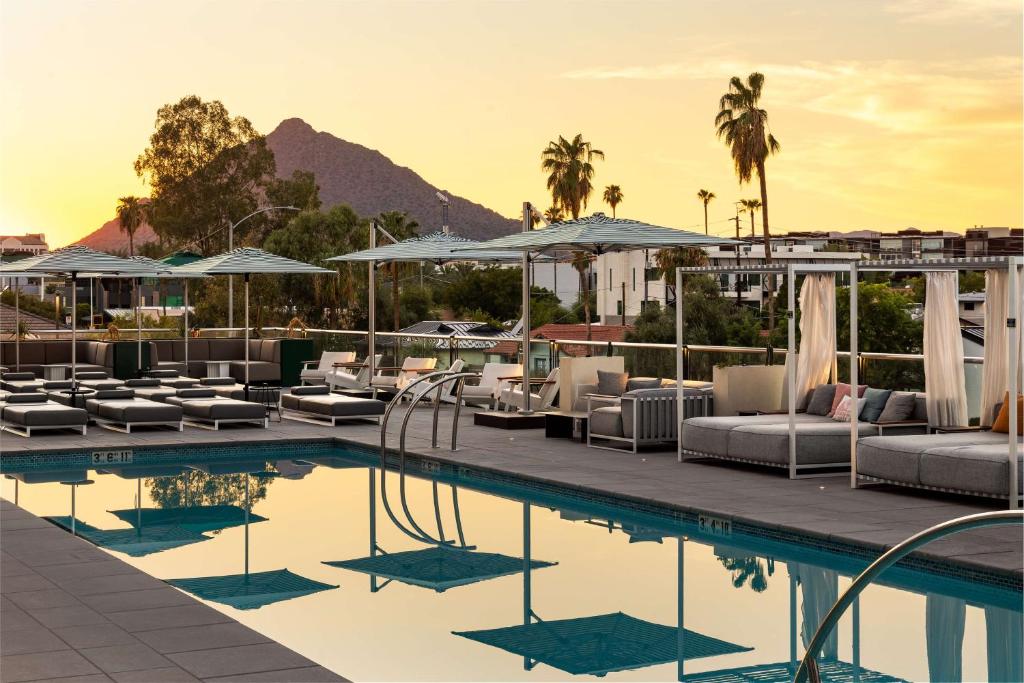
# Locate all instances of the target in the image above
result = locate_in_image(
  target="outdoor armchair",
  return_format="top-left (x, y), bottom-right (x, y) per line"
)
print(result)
top-left (300, 351), bottom-right (356, 385)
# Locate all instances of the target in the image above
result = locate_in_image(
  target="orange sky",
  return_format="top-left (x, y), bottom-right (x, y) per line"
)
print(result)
top-left (1, 0), bottom-right (1021, 248)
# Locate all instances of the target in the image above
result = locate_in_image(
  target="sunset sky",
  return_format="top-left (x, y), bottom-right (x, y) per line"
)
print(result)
top-left (1, 0), bottom-right (1020, 248)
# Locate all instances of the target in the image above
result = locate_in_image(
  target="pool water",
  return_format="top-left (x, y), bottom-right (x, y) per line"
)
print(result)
top-left (2, 446), bottom-right (1021, 682)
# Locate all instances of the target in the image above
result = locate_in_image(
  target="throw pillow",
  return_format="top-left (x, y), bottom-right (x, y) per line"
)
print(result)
top-left (828, 383), bottom-right (867, 417)
top-left (626, 377), bottom-right (661, 391)
top-left (859, 387), bottom-right (893, 423)
top-left (806, 384), bottom-right (837, 416)
top-left (597, 370), bottom-right (629, 396)
top-left (992, 392), bottom-right (1023, 436)
top-left (831, 395), bottom-right (852, 422)
top-left (877, 391), bottom-right (917, 422)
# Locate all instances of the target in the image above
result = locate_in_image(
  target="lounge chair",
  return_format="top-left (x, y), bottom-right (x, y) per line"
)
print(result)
top-left (144, 369), bottom-right (200, 389)
top-left (197, 377), bottom-right (247, 400)
top-left (326, 354), bottom-right (383, 390)
top-left (75, 371), bottom-right (125, 391)
top-left (370, 357), bottom-right (437, 398)
top-left (84, 389), bottom-right (184, 433)
top-left (165, 388), bottom-right (267, 430)
top-left (124, 378), bottom-right (178, 403)
top-left (458, 363), bottom-right (521, 408)
top-left (407, 360), bottom-right (465, 403)
top-left (1, 372), bottom-right (44, 394)
top-left (498, 368), bottom-right (561, 412)
top-left (300, 351), bottom-right (356, 385)
top-left (0, 392), bottom-right (88, 437)
top-left (281, 385), bottom-right (386, 426)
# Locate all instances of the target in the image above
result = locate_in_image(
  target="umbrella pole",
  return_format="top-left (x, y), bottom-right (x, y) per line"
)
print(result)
top-left (71, 274), bottom-right (78, 391)
top-left (519, 203), bottom-right (531, 414)
top-left (15, 284), bottom-right (20, 371)
top-left (136, 277), bottom-right (142, 374)
top-left (244, 274), bottom-right (250, 397)
top-left (89, 279), bottom-right (93, 330)
top-left (184, 280), bottom-right (189, 374)
top-left (368, 221), bottom-right (376, 382)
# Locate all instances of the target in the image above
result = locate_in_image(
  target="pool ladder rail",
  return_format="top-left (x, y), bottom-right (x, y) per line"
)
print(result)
top-left (795, 510), bottom-right (1024, 683)
top-left (376, 369), bottom-right (481, 548)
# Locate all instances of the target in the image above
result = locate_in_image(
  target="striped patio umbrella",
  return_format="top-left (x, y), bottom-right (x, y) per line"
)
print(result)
top-left (459, 212), bottom-right (739, 412)
top-left (0, 246), bottom-right (165, 386)
top-left (173, 248), bottom-right (332, 386)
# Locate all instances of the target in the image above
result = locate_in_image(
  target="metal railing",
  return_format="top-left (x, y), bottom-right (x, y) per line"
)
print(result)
top-left (795, 510), bottom-right (1024, 683)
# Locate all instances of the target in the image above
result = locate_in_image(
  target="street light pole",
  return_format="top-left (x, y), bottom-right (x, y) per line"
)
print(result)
top-left (226, 206), bottom-right (300, 330)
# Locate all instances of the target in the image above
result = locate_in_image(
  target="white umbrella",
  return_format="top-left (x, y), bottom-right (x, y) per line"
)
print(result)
top-left (173, 248), bottom-right (332, 387)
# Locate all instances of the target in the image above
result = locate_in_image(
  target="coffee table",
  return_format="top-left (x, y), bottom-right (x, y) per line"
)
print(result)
top-left (41, 364), bottom-right (69, 381)
top-left (545, 410), bottom-right (589, 442)
top-left (204, 360), bottom-right (231, 378)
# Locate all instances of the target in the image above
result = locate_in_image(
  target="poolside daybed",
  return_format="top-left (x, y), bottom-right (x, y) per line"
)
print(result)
top-left (84, 388), bottom-right (184, 433)
top-left (165, 387), bottom-right (268, 430)
top-left (281, 385), bottom-right (386, 426)
top-left (0, 392), bottom-right (88, 437)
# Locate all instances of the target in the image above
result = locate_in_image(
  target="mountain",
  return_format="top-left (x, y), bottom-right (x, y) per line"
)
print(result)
top-left (76, 118), bottom-right (518, 249)
top-left (77, 214), bottom-right (157, 253)
top-left (266, 118), bottom-right (518, 240)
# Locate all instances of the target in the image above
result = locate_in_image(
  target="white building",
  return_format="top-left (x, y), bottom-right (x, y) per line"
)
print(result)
top-left (0, 233), bottom-right (48, 256)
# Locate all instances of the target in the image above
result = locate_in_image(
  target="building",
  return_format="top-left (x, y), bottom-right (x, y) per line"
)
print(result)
top-left (958, 292), bottom-right (985, 326)
top-left (488, 323), bottom-right (633, 374)
top-left (398, 320), bottom-right (518, 369)
top-left (771, 226), bottom-right (1022, 259)
top-left (0, 233), bottom-right (49, 256)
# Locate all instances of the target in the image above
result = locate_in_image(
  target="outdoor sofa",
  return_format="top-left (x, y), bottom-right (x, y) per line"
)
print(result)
top-left (281, 385), bottom-right (386, 426)
top-left (0, 392), bottom-right (88, 437)
top-left (680, 384), bottom-right (929, 477)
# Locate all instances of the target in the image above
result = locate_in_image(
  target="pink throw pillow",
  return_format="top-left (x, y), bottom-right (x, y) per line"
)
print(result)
top-left (828, 383), bottom-right (866, 417)
top-left (831, 395), bottom-right (852, 422)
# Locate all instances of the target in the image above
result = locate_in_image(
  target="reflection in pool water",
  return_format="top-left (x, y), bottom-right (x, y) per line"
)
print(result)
top-left (2, 448), bottom-right (1021, 682)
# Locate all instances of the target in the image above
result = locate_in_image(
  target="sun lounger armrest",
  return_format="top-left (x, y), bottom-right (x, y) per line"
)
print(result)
top-left (301, 359), bottom-right (320, 368)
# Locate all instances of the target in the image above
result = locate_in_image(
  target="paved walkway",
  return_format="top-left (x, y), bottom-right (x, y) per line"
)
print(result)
top-left (2, 405), bottom-right (1021, 582)
top-left (0, 499), bottom-right (346, 683)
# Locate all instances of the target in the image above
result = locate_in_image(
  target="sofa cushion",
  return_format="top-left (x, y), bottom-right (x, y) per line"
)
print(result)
top-left (260, 339), bottom-right (280, 363)
top-left (126, 378), bottom-right (160, 387)
top-left (94, 399), bottom-right (182, 424)
top-left (728, 421), bottom-right (877, 466)
top-left (229, 360), bottom-right (279, 383)
top-left (4, 392), bottom-right (48, 404)
top-left (187, 339), bottom-right (210, 362)
top-left (247, 340), bottom-right (262, 360)
top-left (590, 406), bottom-right (624, 438)
top-left (597, 370), bottom-right (629, 397)
top-left (201, 377), bottom-right (236, 386)
top-left (991, 392), bottom-right (1023, 435)
top-left (2, 372), bottom-right (36, 382)
top-left (2, 403), bottom-right (87, 427)
top-left (920, 440), bottom-right (1023, 496)
top-left (857, 435), bottom-right (927, 485)
top-left (44, 341), bottom-right (72, 364)
top-left (878, 392), bottom-right (917, 422)
top-left (170, 397), bottom-right (264, 421)
top-left (806, 384), bottom-right (836, 416)
top-left (298, 395), bottom-right (386, 417)
top-left (208, 339), bottom-right (243, 361)
top-left (859, 388), bottom-right (892, 423)
top-left (680, 414), bottom-right (824, 458)
top-left (19, 343), bottom-right (45, 365)
top-left (829, 383), bottom-right (866, 417)
top-left (626, 377), bottom-right (661, 392)
top-left (291, 385), bottom-right (330, 396)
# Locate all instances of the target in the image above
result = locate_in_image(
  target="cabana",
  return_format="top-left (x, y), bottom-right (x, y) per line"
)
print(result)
top-left (848, 256), bottom-right (1022, 508)
top-left (464, 210), bottom-right (737, 415)
top-left (327, 229), bottom-right (527, 383)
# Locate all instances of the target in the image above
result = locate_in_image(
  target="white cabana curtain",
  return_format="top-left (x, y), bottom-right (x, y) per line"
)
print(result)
top-left (924, 272), bottom-right (968, 427)
top-left (794, 274), bottom-right (837, 409)
top-left (793, 563), bottom-right (838, 660)
top-left (926, 594), bottom-right (965, 682)
top-left (979, 269), bottom-right (1013, 426)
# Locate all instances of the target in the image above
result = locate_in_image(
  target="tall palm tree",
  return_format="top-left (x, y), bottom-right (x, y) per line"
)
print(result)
top-left (115, 196), bottom-right (146, 256)
top-left (740, 198), bottom-right (762, 239)
top-left (716, 72), bottom-right (780, 329)
top-left (696, 189), bottom-right (715, 235)
top-left (602, 185), bottom-right (623, 218)
top-left (541, 134), bottom-right (604, 340)
top-left (543, 205), bottom-right (565, 224)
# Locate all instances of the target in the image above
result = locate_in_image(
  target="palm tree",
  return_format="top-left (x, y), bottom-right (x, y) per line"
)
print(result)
top-left (541, 134), bottom-right (604, 220)
top-left (696, 189), bottom-right (715, 235)
top-left (716, 72), bottom-right (780, 329)
top-left (541, 134), bottom-right (604, 340)
top-left (602, 185), bottom-right (623, 218)
top-left (115, 196), bottom-right (146, 256)
top-left (543, 205), bottom-right (565, 224)
top-left (740, 198), bottom-right (762, 238)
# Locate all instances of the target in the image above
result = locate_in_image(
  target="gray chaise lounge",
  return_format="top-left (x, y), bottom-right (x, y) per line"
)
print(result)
top-left (165, 388), bottom-right (267, 430)
top-left (0, 392), bottom-right (88, 437)
top-left (858, 431), bottom-right (1022, 502)
top-left (85, 389), bottom-right (184, 433)
top-left (1, 372), bottom-right (44, 394)
top-left (680, 393), bottom-right (929, 477)
top-left (281, 385), bottom-right (386, 426)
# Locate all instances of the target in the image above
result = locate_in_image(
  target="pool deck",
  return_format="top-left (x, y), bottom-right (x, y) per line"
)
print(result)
top-left (0, 499), bottom-right (347, 683)
top-left (2, 405), bottom-right (1021, 581)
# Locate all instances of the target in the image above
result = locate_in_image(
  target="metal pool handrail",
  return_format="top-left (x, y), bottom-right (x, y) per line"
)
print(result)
top-left (795, 510), bottom-right (1024, 683)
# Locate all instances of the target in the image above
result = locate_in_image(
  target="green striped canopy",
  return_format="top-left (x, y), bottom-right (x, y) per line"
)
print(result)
top-left (327, 231), bottom-right (527, 264)
top-left (461, 213), bottom-right (738, 254)
top-left (172, 247), bottom-right (333, 275)
top-left (0, 245), bottom-right (161, 275)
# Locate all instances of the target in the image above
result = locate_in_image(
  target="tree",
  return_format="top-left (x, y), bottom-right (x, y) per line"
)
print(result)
top-left (375, 211), bottom-right (419, 332)
top-left (115, 196), bottom-right (146, 256)
top-left (603, 185), bottom-right (623, 218)
top-left (716, 73), bottom-right (780, 329)
top-left (440, 266), bottom-right (523, 323)
top-left (134, 96), bottom-right (276, 255)
top-left (740, 198), bottom-right (762, 239)
top-left (530, 286), bottom-right (572, 328)
top-left (696, 189), bottom-right (715, 236)
top-left (543, 205), bottom-right (565, 223)
top-left (653, 247), bottom-right (709, 300)
top-left (541, 134), bottom-right (604, 340)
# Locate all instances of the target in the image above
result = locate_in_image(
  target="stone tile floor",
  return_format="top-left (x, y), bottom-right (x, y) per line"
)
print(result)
top-left (2, 404), bottom-right (1020, 578)
top-left (0, 499), bottom-right (346, 683)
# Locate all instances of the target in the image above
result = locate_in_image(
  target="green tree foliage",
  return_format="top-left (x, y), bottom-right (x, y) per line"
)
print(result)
top-left (906, 271), bottom-right (985, 303)
top-left (375, 211), bottom-right (419, 332)
top-left (530, 286), bottom-right (573, 328)
top-left (440, 266), bottom-right (523, 322)
top-left (146, 472), bottom-right (272, 513)
top-left (1, 290), bottom-right (53, 319)
top-left (246, 171), bottom-right (323, 245)
top-left (135, 96), bottom-right (276, 255)
top-left (653, 247), bottom-right (709, 295)
top-left (836, 282), bottom-right (923, 389)
top-left (602, 184), bottom-right (623, 217)
top-left (115, 196), bottom-right (146, 256)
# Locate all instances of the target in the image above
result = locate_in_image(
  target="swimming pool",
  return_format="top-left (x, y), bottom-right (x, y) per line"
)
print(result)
top-left (2, 443), bottom-right (1021, 682)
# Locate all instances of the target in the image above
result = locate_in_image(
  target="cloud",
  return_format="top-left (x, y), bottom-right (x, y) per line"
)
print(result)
top-left (884, 0), bottom-right (1021, 24)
